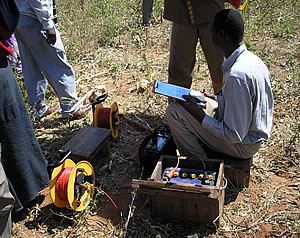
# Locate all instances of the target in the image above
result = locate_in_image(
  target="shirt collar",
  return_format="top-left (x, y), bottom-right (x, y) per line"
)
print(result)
top-left (222, 44), bottom-right (247, 72)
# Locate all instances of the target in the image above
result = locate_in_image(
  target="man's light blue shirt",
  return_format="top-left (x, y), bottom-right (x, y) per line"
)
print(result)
top-left (15, 0), bottom-right (54, 30)
top-left (202, 44), bottom-right (274, 144)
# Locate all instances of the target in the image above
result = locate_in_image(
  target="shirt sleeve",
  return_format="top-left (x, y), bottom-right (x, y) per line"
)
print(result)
top-left (29, 0), bottom-right (54, 30)
top-left (202, 76), bottom-right (253, 144)
top-left (0, 26), bottom-right (12, 40)
top-left (0, 0), bottom-right (19, 35)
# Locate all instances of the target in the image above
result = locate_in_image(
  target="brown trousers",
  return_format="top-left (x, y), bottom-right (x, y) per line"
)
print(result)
top-left (168, 23), bottom-right (224, 94)
top-left (166, 99), bottom-right (261, 160)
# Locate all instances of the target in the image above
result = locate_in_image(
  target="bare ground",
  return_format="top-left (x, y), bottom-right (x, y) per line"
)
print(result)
top-left (11, 18), bottom-right (299, 238)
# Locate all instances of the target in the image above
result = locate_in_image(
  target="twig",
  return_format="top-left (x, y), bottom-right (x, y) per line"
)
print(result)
top-left (73, 88), bottom-right (94, 108)
top-left (265, 210), bottom-right (300, 222)
top-left (123, 168), bottom-right (144, 238)
top-left (142, 218), bottom-right (168, 237)
top-left (49, 209), bottom-right (74, 222)
top-left (134, 113), bottom-right (152, 131)
top-left (122, 115), bottom-right (151, 131)
top-left (77, 70), bottom-right (110, 84)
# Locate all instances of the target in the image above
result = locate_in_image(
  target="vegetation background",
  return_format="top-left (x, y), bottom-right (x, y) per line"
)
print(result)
top-left (12, 0), bottom-right (299, 237)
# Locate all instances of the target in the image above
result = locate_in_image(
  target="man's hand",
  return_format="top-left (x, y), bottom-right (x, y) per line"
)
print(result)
top-left (46, 28), bottom-right (56, 45)
top-left (181, 94), bottom-right (207, 124)
top-left (204, 91), bottom-right (217, 101)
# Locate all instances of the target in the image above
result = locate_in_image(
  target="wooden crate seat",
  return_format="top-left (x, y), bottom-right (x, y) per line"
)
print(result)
top-left (60, 126), bottom-right (111, 163)
top-left (202, 145), bottom-right (252, 188)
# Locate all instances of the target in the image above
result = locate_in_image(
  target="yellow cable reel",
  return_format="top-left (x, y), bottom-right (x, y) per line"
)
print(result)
top-left (93, 102), bottom-right (120, 138)
top-left (49, 159), bottom-right (95, 211)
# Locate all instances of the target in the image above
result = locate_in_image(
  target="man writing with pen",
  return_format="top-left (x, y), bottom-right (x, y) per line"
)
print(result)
top-left (166, 9), bottom-right (274, 160)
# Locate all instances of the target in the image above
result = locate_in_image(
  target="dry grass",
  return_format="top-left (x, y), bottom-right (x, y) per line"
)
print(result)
top-left (11, 0), bottom-right (299, 237)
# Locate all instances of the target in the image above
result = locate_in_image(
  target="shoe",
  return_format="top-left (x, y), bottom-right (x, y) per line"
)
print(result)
top-left (71, 104), bottom-right (91, 120)
top-left (12, 194), bottom-right (46, 222)
top-left (63, 104), bottom-right (91, 120)
top-left (142, 21), bottom-right (152, 27)
top-left (40, 104), bottom-right (59, 118)
top-left (24, 194), bottom-right (46, 208)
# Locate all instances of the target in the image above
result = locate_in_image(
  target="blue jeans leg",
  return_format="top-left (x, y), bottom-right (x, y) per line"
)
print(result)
top-left (15, 15), bottom-right (78, 118)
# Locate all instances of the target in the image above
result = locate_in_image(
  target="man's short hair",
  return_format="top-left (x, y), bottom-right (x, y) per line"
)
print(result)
top-left (212, 9), bottom-right (244, 45)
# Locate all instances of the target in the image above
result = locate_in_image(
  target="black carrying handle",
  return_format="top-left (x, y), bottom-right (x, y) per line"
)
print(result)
top-left (47, 150), bottom-right (72, 176)
top-left (92, 93), bottom-right (108, 114)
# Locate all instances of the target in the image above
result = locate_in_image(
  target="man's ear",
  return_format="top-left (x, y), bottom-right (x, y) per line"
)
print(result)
top-left (212, 27), bottom-right (225, 43)
top-left (217, 29), bottom-right (225, 41)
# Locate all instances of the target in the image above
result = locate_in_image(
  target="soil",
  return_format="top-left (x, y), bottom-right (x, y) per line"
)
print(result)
top-left (11, 18), bottom-right (299, 238)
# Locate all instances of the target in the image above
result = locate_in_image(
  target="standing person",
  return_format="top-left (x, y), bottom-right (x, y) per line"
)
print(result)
top-left (0, 155), bottom-right (14, 238)
top-left (166, 9), bottom-right (273, 160)
top-left (142, 0), bottom-right (154, 26)
top-left (164, 0), bottom-right (225, 94)
top-left (14, 0), bottom-right (91, 120)
top-left (0, 0), bottom-right (50, 222)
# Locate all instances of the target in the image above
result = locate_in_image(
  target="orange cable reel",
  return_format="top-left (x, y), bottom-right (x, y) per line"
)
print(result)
top-left (49, 159), bottom-right (96, 211)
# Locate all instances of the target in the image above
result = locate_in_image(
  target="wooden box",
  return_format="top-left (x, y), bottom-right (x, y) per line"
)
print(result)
top-left (60, 126), bottom-right (111, 163)
top-left (132, 155), bottom-right (225, 226)
top-left (223, 157), bottom-right (252, 188)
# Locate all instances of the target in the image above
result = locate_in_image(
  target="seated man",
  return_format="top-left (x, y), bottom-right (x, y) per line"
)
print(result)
top-left (166, 9), bottom-right (273, 160)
